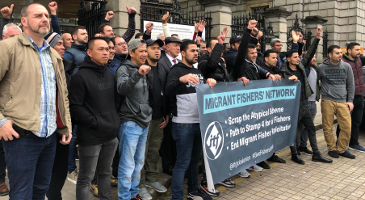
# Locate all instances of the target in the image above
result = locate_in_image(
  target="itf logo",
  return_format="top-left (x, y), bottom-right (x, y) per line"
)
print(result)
top-left (204, 121), bottom-right (224, 160)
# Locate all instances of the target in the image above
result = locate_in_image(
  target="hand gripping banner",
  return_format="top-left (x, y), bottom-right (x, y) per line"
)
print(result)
top-left (196, 79), bottom-right (301, 193)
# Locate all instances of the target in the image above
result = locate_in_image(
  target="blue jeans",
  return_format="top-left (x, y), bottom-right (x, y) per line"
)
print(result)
top-left (68, 125), bottom-right (78, 173)
top-left (118, 121), bottom-right (149, 200)
top-left (171, 123), bottom-right (202, 200)
top-left (3, 132), bottom-right (57, 200)
top-left (298, 101), bottom-right (317, 147)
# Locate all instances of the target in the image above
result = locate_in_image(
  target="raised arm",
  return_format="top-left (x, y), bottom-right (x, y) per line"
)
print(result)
top-left (143, 22), bottom-right (153, 40)
top-left (0, 4), bottom-right (13, 40)
top-left (161, 12), bottom-right (171, 37)
top-left (48, 1), bottom-right (61, 35)
top-left (301, 28), bottom-right (321, 67)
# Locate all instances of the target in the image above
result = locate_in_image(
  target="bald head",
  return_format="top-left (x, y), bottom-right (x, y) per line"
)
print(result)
top-left (62, 33), bottom-right (73, 49)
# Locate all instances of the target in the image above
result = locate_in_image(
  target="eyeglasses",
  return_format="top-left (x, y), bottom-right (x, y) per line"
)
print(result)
top-left (116, 42), bottom-right (127, 46)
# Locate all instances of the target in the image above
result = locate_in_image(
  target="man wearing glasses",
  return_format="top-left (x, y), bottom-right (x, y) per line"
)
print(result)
top-left (108, 36), bottom-right (129, 74)
top-left (270, 38), bottom-right (285, 69)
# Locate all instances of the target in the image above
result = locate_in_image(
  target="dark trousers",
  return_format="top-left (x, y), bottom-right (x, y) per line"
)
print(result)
top-left (296, 104), bottom-right (319, 153)
top-left (46, 135), bottom-right (69, 200)
top-left (160, 120), bottom-right (176, 171)
top-left (3, 132), bottom-right (57, 200)
top-left (0, 140), bottom-right (6, 183)
top-left (297, 101), bottom-right (317, 147)
top-left (336, 95), bottom-right (364, 145)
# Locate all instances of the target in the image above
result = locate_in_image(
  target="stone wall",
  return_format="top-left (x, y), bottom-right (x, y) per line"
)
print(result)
top-left (274, 0), bottom-right (365, 49)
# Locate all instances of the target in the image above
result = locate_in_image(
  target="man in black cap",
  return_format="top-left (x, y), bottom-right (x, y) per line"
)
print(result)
top-left (158, 36), bottom-right (182, 176)
top-left (224, 35), bottom-right (241, 73)
top-left (138, 39), bottom-right (170, 200)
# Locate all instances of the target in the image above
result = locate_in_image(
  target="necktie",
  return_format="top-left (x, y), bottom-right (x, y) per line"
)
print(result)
top-left (172, 59), bottom-right (177, 65)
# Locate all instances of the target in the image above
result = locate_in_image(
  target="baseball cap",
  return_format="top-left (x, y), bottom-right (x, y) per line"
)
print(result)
top-left (128, 39), bottom-right (147, 52)
top-left (229, 35), bottom-right (242, 44)
top-left (145, 39), bottom-right (164, 47)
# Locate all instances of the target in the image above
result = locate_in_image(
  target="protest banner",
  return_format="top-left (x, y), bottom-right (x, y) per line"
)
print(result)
top-left (143, 20), bottom-right (205, 41)
top-left (196, 79), bottom-right (301, 193)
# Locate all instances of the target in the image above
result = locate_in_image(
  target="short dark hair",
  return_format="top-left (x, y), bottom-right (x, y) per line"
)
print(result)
top-left (264, 49), bottom-right (278, 58)
top-left (135, 33), bottom-right (143, 39)
top-left (247, 43), bottom-right (256, 51)
top-left (328, 45), bottom-right (341, 54)
top-left (180, 40), bottom-right (196, 52)
top-left (105, 37), bottom-right (115, 45)
top-left (71, 26), bottom-right (87, 37)
top-left (347, 42), bottom-right (360, 52)
top-left (87, 37), bottom-right (108, 50)
top-left (286, 50), bottom-right (298, 58)
top-left (171, 34), bottom-right (179, 37)
top-left (206, 39), bottom-right (218, 49)
top-left (98, 23), bottom-right (111, 34)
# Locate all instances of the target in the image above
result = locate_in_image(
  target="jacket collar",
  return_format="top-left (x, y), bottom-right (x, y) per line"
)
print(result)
top-left (71, 42), bottom-right (87, 51)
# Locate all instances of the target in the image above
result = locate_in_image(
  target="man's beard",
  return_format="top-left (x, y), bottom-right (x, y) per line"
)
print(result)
top-left (149, 57), bottom-right (159, 63)
top-left (186, 58), bottom-right (197, 66)
top-left (29, 22), bottom-right (49, 35)
top-left (77, 38), bottom-right (87, 45)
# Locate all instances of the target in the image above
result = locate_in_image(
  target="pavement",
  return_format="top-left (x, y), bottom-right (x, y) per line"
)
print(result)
top-left (3, 101), bottom-right (365, 200)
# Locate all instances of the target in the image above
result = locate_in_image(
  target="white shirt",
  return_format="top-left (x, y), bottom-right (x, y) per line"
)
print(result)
top-left (166, 53), bottom-right (178, 67)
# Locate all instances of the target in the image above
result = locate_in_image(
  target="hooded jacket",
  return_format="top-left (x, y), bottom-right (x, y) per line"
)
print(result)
top-left (69, 57), bottom-right (120, 146)
top-left (318, 59), bottom-right (355, 103)
top-left (116, 59), bottom-right (152, 129)
top-left (64, 43), bottom-right (87, 67)
top-left (165, 62), bottom-right (205, 124)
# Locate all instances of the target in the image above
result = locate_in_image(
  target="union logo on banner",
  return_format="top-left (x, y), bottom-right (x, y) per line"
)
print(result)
top-left (204, 121), bottom-right (224, 160)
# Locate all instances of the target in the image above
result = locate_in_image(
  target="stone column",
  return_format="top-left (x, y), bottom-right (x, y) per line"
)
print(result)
top-left (301, 16), bottom-right (328, 63)
top-left (262, 7), bottom-right (292, 51)
top-left (198, 0), bottom-right (239, 43)
top-left (106, 0), bottom-right (141, 37)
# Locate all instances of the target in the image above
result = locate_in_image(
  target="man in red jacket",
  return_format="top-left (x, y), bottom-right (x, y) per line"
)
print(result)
top-left (337, 42), bottom-right (365, 152)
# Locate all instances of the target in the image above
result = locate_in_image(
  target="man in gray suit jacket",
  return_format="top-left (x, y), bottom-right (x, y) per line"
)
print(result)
top-left (158, 36), bottom-right (182, 176)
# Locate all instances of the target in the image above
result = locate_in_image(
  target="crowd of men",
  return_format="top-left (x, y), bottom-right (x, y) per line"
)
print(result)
top-left (0, 1), bottom-right (363, 200)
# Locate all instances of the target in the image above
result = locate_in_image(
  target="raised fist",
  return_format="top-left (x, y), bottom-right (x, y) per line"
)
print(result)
top-left (247, 20), bottom-right (258, 30)
top-left (316, 27), bottom-right (322, 39)
top-left (145, 22), bottom-right (153, 34)
top-left (48, 1), bottom-right (58, 15)
top-left (1, 4), bottom-right (14, 19)
top-left (139, 65), bottom-right (151, 75)
top-left (105, 11), bottom-right (114, 21)
top-left (291, 30), bottom-right (299, 43)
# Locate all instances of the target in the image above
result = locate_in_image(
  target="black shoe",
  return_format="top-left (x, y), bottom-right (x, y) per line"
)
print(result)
top-left (299, 146), bottom-right (313, 155)
top-left (312, 152), bottom-right (333, 163)
top-left (267, 154), bottom-right (286, 163)
top-left (187, 190), bottom-right (213, 200)
top-left (199, 182), bottom-right (220, 197)
top-left (291, 154), bottom-right (305, 165)
top-left (339, 150), bottom-right (356, 159)
top-left (328, 150), bottom-right (339, 158)
top-left (257, 161), bottom-right (271, 169)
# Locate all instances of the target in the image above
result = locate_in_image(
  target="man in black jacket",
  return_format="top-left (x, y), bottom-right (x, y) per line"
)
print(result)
top-left (69, 37), bottom-right (120, 199)
top-left (138, 39), bottom-right (170, 200)
top-left (225, 35), bottom-right (241, 74)
top-left (280, 28), bottom-right (332, 165)
top-left (199, 27), bottom-right (231, 83)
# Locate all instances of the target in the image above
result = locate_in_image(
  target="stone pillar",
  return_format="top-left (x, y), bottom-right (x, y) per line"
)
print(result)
top-left (262, 7), bottom-right (292, 51)
top-left (106, 0), bottom-right (141, 37)
top-left (198, 0), bottom-right (239, 43)
top-left (301, 16), bottom-right (328, 63)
